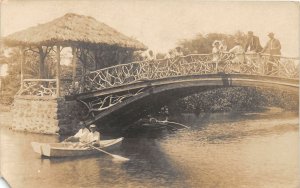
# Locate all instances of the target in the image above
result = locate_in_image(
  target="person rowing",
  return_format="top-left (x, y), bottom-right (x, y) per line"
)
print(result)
top-left (84, 124), bottom-right (101, 147)
top-left (64, 121), bottom-right (90, 143)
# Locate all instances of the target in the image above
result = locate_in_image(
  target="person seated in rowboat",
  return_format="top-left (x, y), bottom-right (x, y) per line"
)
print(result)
top-left (159, 106), bottom-right (169, 122)
top-left (64, 121), bottom-right (90, 142)
top-left (84, 124), bottom-right (101, 147)
top-left (137, 114), bottom-right (158, 124)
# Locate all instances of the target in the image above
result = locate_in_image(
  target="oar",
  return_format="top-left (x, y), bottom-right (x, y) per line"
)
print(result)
top-left (89, 144), bottom-right (129, 162)
top-left (157, 120), bottom-right (190, 129)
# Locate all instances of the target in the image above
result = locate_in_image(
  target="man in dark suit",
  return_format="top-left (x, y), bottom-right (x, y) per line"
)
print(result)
top-left (261, 32), bottom-right (281, 75)
top-left (261, 32), bottom-right (281, 55)
top-left (245, 31), bottom-right (263, 53)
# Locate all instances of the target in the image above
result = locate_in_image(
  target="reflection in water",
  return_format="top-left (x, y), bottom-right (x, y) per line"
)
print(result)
top-left (1, 109), bottom-right (299, 188)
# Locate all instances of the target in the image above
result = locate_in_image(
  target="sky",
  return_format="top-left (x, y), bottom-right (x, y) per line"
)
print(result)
top-left (1, 0), bottom-right (299, 56)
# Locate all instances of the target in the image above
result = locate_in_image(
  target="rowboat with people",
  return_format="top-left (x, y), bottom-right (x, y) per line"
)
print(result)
top-left (31, 137), bottom-right (124, 158)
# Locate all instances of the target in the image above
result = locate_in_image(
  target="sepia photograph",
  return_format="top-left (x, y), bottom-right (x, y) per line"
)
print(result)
top-left (0, 0), bottom-right (299, 187)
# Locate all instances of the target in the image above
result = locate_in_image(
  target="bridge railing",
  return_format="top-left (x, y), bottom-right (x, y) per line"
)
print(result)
top-left (83, 53), bottom-right (299, 92)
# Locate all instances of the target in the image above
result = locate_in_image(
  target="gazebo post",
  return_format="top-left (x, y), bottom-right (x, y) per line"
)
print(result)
top-left (20, 47), bottom-right (25, 91)
top-left (71, 47), bottom-right (77, 87)
top-left (56, 45), bottom-right (61, 97)
top-left (38, 46), bottom-right (45, 79)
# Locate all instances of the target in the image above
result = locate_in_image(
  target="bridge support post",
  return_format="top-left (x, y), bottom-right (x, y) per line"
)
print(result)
top-left (11, 96), bottom-right (86, 135)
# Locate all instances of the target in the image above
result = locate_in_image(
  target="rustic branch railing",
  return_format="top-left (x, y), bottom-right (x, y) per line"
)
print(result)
top-left (79, 88), bottom-right (144, 118)
top-left (84, 53), bottom-right (299, 92)
top-left (16, 53), bottom-right (298, 97)
top-left (17, 79), bottom-right (57, 97)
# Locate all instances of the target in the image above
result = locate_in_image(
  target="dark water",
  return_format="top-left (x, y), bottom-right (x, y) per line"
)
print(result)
top-left (1, 108), bottom-right (299, 188)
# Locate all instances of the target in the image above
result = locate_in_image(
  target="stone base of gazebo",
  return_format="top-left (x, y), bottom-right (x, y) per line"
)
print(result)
top-left (11, 96), bottom-right (85, 135)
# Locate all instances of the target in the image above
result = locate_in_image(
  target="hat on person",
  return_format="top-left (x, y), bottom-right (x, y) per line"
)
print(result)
top-left (79, 121), bottom-right (86, 126)
top-left (89, 124), bottom-right (96, 128)
top-left (212, 40), bottom-right (220, 47)
top-left (248, 31), bottom-right (254, 35)
top-left (234, 39), bottom-right (242, 44)
top-left (268, 32), bottom-right (274, 37)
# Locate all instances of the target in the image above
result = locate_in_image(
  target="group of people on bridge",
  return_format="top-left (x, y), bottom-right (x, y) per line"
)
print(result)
top-left (212, 31), bottom-right (281, 72)
top-left (141, 47), bottom-right (184, 61)
top-left (212, 31), bottom-right (281, 57)
top-left (142, 31), bottom-right (281, 63)
top-left (64, 122), bottom-right (101, 147)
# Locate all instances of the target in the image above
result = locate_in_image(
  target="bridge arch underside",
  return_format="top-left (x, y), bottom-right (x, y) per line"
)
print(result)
top-left (82, 74), bottom-right (298, 131)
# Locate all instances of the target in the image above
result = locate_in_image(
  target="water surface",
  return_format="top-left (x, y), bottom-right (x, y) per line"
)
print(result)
top-left (0, 108), bottom-right (298, 188)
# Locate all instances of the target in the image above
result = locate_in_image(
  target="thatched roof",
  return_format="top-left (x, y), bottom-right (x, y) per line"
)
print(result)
top-left (3, 13), bottom-right (147, 50)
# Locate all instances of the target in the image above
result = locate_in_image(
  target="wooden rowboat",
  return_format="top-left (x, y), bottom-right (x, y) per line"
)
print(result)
top-left (31, 137), bottom-right (123, 158)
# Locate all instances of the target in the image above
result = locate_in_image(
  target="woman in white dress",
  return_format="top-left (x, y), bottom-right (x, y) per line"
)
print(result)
top-left (212, 40), bottom-right (221, 70)
top-left (228, 40), bottom-right (245, 72)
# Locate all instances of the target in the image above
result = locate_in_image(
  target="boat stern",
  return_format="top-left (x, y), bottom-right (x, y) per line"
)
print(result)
top-left (31, 142), bottom-right (42, 155)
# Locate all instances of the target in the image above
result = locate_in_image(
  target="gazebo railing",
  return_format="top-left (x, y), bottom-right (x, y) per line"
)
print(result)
top-left (17, 79), bottom-right (57, 97)
top-left (83, 53), bottom-right (299, 92)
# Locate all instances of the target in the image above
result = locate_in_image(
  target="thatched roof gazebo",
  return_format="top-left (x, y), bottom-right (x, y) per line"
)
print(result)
top-left (3, 13), bottom-right (147, 97)
top-left (4, 13), bottom-right (146, 49)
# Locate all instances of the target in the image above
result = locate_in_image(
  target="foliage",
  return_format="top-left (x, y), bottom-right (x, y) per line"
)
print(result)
top-left (169, 87), bottom-right (298, 114)
top-left (177, 31), bottom-right (247, 54)
top-left (92, 47), bottom-right (135, 69)
top-left (0, 47), bottom-right (57, 104)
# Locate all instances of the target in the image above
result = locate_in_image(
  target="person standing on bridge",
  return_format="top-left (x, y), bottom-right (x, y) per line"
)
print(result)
top-left (245, 31), bottom-right (263, 53)
top-left (229, 39), bottom-right (245, 72)
top-left (244, 31), bottom-right (262, 72)
top-left (174, 47), bottom-right (184, 57)
top-left (261, 32), bottom-right (281, 74)
top-left (219, 40), bottom-right (228, 53)
top-left (261, 33), bottom-right (281, 55)
top-left (144, 50), bottom-right (156, 61)
top-left (212, 40), bottom-right (221, 71)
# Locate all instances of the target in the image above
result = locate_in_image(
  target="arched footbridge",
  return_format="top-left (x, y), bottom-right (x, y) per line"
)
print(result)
top-left (73, 53), bottom-right (299, 126)
top-left (15, 53), bottom-right (298, 127)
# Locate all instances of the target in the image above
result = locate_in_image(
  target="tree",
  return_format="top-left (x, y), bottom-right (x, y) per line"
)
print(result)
top-left (177, 31), bottom-right (247, 54)
top-left (0, 47), bottom-right (58, 104)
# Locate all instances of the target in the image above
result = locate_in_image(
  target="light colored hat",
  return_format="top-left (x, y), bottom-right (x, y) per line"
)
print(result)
top-left (212, 40), bottom-right (220, 47)
top-left (89, 124), bottom-right (96, 128)
top-left (234, 39), bottom-right (242, 44)
top-left (79, 121), bottom-right (86, 126)
top-left (268, 32), bottom-right (274, 37)
top-left (248, 31), bottom-right (253, 35)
